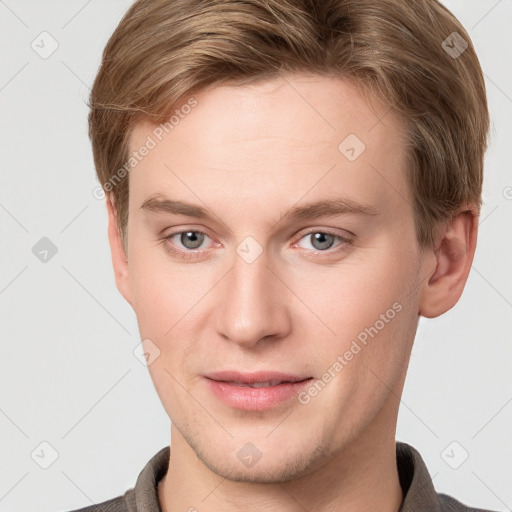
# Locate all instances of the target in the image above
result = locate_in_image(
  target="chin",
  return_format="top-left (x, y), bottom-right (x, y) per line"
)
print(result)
top-left (191, 435), bottom-right (332, 484)
top-left (203, 458), bottom-right (311, 484)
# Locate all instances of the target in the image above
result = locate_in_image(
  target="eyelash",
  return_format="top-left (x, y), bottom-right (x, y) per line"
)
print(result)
top-left (160, 229), bottom-right (353, 260)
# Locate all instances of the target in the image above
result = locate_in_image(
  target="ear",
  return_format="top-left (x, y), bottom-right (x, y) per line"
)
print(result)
top-left (106, 194), bottom-right (134, 308)
top-left (418, 206), bottom-right (479, 318)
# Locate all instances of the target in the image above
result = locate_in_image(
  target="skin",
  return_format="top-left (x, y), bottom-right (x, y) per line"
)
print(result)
top-left (106, 73), bottom-right (478, 511)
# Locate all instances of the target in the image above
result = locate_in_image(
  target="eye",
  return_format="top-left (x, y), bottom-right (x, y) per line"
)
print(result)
top-left (161, 230), bottom-right (214, 259)
top-left (171, 231), bottom-right (208, 250)
top-left (294, 230), bottom-right (352, 253)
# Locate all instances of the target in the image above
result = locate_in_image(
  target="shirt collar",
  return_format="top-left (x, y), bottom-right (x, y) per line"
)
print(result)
top-left (126, 441), bottom-right (441, 511)
top-left (396, 441), bottom-right (441, 511)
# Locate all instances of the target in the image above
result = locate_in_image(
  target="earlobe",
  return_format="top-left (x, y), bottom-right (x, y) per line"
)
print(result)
top-left (418, 208), bottom-right (478, 319)
top-left (106, 194), bottom-right (134, 308)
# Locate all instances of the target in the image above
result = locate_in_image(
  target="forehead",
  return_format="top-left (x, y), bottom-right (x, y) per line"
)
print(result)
top-left (127, 73), bottom-right (410, 218)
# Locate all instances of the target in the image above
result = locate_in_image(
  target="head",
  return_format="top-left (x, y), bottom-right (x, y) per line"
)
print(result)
top-left (89, 0), bottom-right (489, 483)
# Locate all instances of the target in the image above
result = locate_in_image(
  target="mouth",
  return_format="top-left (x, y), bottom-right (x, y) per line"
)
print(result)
top-left (220, 379), bottom-right (304, 388)
top-left (203, 371), bottom-right (314, 411)
top-left (204, 370), bottom-right (312, 386)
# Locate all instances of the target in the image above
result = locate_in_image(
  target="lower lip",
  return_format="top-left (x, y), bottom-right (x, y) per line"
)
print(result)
top-left (204, 378), bottom-right (313, 411)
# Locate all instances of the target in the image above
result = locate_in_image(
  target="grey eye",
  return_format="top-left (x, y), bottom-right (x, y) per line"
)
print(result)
top-left (179, 231), bottom-right (205, 249)
top-left (307, 233), bottom-right (336, 251)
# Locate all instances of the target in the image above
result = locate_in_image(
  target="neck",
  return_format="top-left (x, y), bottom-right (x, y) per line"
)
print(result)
top-left (158, 421), bottom-right (404, 512)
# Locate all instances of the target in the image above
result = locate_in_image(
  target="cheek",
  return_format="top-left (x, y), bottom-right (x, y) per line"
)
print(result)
top-left (296, 246), bottom-right (416, 335)
top-left (128, 244), bottom-right (208, 335)
top-left (290, 242), bottom-right (419, 395)
top-left (128, 249), bottom-right (218, 394)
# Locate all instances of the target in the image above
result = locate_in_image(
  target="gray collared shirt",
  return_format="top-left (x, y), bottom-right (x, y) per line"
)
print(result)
top-left (66, 442), bottom-right (496, 512)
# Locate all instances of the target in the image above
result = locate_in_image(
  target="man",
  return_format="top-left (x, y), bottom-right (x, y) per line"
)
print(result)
top-left (75, 0), bottom-right (494, 510)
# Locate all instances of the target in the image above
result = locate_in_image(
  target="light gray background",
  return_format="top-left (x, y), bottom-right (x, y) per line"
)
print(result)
top-left (0, 1), bottom-right (511, 511)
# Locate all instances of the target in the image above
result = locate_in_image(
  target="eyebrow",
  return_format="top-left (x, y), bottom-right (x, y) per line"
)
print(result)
top-left (140, 194), bottom-right (378, 223)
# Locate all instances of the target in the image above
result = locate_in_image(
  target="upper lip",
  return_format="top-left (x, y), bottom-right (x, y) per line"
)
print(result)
top-left (204, 371), bottom-right (311, 384)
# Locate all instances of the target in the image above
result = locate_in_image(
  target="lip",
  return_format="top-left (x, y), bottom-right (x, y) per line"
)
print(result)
top-left (203, 371), bottom-right (313, 411)
top-left (205, 370), bottom-right (310, 384)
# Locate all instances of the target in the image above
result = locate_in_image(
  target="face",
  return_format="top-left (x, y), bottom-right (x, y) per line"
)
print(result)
top-left (113, 73), bottom-right (432, 482)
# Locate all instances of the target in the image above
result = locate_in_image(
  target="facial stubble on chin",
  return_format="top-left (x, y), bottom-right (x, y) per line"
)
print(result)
top-left (176, 420), bottom-right (334, 484)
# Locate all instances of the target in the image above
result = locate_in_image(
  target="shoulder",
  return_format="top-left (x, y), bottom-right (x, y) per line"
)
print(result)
top-left (57, 446), bottom-right (168, 512)
top-left (396, 442), bottom-right (499, 512)
top-left (438, 493), bottom-right (499, 512)
top-left (60, 489), bottom-right (134, 512)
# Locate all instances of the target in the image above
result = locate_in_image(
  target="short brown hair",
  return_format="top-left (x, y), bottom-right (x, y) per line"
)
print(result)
top-left (88, 0), bottom-right (490, 252)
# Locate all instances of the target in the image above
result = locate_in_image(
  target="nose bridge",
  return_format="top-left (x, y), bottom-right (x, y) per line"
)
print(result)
top-left (215, 243), bottom-right (289, 346)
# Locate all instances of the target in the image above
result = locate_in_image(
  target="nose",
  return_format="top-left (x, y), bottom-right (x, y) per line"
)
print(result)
top-left (214, 247), bottom-right (292, 348)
